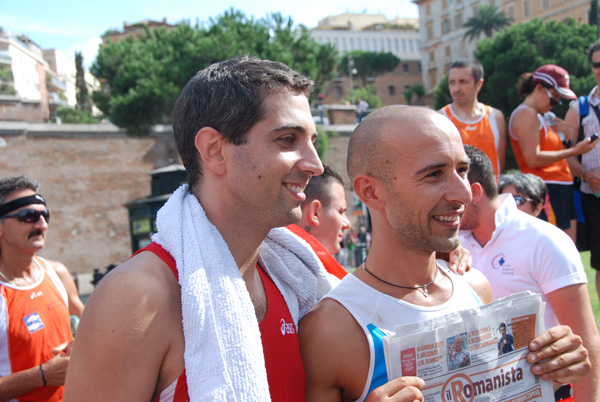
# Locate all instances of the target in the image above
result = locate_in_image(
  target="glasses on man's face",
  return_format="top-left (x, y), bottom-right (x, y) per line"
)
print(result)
top-left (591, 61), bottom-right (600, 69)
top-left (544, 88), bottom-right (561, 107)
top-left (513, 196), bottom-right (534, 206)
top-left (2, 209), bottom-right (50, 224)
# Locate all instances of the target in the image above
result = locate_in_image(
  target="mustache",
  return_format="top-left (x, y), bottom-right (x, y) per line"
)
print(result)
top-left (28, 229), bottom-right (45, 239)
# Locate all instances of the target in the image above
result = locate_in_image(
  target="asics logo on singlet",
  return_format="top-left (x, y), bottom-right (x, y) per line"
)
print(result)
top-left (30, 290), bottom-right (43, 300)
top-left (280, 319), bottom-right (296, 336)
top-left (464, 125), bottom-right (477, 131)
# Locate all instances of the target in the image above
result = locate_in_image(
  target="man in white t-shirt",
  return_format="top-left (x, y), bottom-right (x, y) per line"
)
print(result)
top-left (460, 145), bottom-right (600, 401)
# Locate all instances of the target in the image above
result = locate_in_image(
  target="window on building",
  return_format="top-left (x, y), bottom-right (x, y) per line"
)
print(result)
top-left (429, 69), bottom-right (438, 90)
top-left (472, 3), bottom-right (480, 15)
top-left (457, 0), bottom-right (462, 4)
top-left (426, 3), bottom-right (431, 15)
top-left (416, 39), bottom-right (421, 50)
top-left (342, 38), bottom-right (347, 51)
top-left (402, 39), bottom-right (407, 53)
top-left (442, 0), bottom-right (448, 9)
top-left (357, 38), bottom-right (362, 50)
top-left (541, 0), bottom-right (550, 10)
top-left (427, 24), bottom-right (434, 40)
top-left (365, 39), bottom-right (370, 51)
top-left (334, 38), bottom-right (339, 49)
top-left (455, 13), bottom-right (463, 28)
top-left (409, 40), bottom-right (414, 52)
top-left (430, 51), bottom-right (435, 62)
top-left (388, 85), bottom-right (396, 96)
top-left (403, 63), bottom-right (409, 73)
top-left (394, 39), bottom-right (399, 53)
top-left (380, 39), bottom-right (384, 51)
top-left (387, 39), bottom-right (392, 52)
top-left (506, 4), bottom-right (515, 19)
top-left (349, 38), bottom-right (354, 50)
top-left (372, 38), bottom-right (377, 50)
top-left (335, 86), bottom-right (343, 97)
top-left (445, 46), bottom-right (451, 57)
top-left (442, 19), bottom-right (450, 34)
top-left (523, 0), bottom-right (531, 17)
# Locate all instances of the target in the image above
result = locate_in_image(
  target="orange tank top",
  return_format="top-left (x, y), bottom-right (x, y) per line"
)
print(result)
top-left (0, 257), bottom-right (71, 402)
top-left (509, 105), bottom-right (573, 184)
top-left (442, 104), bottom-right (502, 178)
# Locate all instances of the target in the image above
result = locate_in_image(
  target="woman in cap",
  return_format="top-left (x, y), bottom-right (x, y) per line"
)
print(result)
top-left (508, 64), bottom-right (598, 241)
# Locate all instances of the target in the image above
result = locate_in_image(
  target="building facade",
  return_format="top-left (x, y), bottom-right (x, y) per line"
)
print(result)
top-left (413, 0), bottom-right (593, 98)
top-left (310, 13), bottom-right (424, 107)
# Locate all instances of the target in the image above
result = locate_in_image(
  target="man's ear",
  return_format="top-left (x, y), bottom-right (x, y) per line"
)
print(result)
top-left (353, 174), bottom-right (385, 210)
top-left (306, 199), bottom-right (322, 227)
top-left (470, 182), bottom-right (483, 204)
top-left (194, 127), bottom-right (226, 175)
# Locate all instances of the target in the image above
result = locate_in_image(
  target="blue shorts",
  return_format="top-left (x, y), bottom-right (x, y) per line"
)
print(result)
top-left (545, 183), bottom-right (576, 230)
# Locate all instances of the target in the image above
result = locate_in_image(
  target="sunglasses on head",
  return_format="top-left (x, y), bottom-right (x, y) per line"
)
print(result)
top-left (2, 209), bottom-right (50, 223)
top-left (513, 196), bottom-right (534, 206)
top-left (543, 87), bottom-right (561, 107)
top-left (591, 61), bottom-right (600, 69)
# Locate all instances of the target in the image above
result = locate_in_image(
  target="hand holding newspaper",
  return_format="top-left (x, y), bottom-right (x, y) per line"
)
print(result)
top-left (383, 291), bottom-right (555, 402)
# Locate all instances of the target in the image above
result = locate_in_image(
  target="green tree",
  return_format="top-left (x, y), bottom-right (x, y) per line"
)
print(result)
top-left (92, 9), bottom-right (339, 135)
top-left (473, 18), bottom-right (596, 119)
top-left (463, 4), bottom-right (512, 42)
top-left (403, 87), bottom-right (413, 105)
top-left (433, 75), bottom-right (451, 110)
top-left (339, 51), bottom-right (400, 86)
top-left (411, 83), bottom-right (425, 105)
top-left (75, 51), bottom-right (90, 111)
top-left (341, 84), bottom-right (382, 109)
top-left (51, 107), bottom-right (102, 123)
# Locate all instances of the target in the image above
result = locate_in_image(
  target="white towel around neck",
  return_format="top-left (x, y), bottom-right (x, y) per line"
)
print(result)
top-left (152, 184), bottom-right (337, 401)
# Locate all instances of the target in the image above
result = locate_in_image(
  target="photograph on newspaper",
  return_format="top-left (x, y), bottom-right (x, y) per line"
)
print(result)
top-left (383, 292), bottom-right (555, 402)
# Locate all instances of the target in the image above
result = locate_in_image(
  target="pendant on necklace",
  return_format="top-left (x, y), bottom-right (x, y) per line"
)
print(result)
top-left (421, 287), bottom-right (429, 297)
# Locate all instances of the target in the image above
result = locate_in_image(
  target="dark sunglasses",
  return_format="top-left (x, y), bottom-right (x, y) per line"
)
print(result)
top-left (513, 196), bottom-right (534, 206)
top-left (543, 87), bottom-right (561, 107)
top-left (591, 61), bottom-right (600, 69)
top-left (2, 209), bottom-right (50, 223)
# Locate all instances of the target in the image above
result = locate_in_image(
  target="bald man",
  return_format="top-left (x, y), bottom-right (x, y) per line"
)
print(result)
top-left (298, 106), bottom-right (591, 402)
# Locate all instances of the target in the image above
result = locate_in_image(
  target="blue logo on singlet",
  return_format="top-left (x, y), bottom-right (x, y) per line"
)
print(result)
top-left (24, 312), bottom-right (44, 333)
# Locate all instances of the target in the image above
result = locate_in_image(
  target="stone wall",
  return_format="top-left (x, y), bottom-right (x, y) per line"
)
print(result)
top-left (0, 122), bottom-right (353, 277)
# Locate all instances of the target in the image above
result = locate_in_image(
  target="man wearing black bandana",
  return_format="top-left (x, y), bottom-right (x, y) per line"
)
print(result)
top-left (0, 176), bottom-right (73, 402)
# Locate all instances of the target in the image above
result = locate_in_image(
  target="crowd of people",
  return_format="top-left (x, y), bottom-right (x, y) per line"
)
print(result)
top-left (0, 42), bottom-right (599, 402)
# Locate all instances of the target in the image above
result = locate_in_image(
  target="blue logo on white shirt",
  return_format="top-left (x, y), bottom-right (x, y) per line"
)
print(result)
top-left (492, 254), bottom-right (506, 269)
top-left (24, 312), bottom-right (44, 333)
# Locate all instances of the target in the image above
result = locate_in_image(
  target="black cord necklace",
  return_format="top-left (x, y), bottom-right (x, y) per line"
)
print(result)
top-left (362, 260), bottom-right (439, 297)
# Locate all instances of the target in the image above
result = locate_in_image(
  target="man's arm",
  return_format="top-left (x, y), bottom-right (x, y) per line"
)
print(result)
top-left (299, 299), bottom-right (424, 402)
top-left (0, 351), bottom-right (69, 401)
top-left (49, 260), bottom-right (84, 318)
top-left (492, 108), bottom-right (507, 173)
top-left (64, 252), bottom-right (184, 402)
top-left (547, 284), bottom-right (600, 401)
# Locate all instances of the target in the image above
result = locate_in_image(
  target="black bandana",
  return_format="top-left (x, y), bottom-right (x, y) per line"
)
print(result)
top-left (0, 194), bottom-right (46, 218)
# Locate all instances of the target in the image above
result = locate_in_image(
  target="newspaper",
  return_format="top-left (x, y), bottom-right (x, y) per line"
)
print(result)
top-left (383, 291), bottom-right (555, 402)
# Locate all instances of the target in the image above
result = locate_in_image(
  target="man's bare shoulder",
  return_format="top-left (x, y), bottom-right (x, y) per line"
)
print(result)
top-left (88, 251), bottom-right (180, 315)
top-left (300, 297), bottom-right (372, 401)
top-left (64, 251), bottom-right (183, 401)
top-left (464, 268), bottom-right (493, 304)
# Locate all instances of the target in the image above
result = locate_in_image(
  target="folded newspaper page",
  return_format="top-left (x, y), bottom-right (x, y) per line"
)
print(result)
top-left (383, 292), bottom-right (554, 402)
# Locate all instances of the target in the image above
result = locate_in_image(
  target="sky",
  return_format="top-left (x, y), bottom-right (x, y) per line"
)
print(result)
top-left (2, 0), bottom-right (419, 69)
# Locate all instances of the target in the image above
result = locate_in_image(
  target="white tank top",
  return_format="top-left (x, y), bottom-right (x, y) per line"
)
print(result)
top-left (325, 261), bottom-right (482, 402)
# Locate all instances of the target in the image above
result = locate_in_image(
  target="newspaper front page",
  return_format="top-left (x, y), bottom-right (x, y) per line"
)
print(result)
top-left (383, 292), bottom-right (554, 402)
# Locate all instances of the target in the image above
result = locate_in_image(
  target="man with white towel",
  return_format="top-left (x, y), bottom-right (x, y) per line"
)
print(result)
top-left (64, 56), bottom-right (331, 401)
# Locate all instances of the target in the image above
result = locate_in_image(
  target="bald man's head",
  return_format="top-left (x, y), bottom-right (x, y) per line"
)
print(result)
top-left (347, 106), bottom-right (451, 184)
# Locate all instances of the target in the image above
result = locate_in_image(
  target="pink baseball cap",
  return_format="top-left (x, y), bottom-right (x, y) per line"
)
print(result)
top-left (532, 64), bottom-right (576, 100)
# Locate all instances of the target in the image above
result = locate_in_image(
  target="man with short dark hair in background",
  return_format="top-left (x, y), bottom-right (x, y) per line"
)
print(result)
top-left (441, 59), bottom-right (506, 178)
top-left (287, 164), bottom-right (350, 279)
top-left (0, 176), bottom-right (72, 402)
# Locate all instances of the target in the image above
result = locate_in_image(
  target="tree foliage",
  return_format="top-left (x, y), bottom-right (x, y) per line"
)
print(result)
top-left (463, 4), bottom-right (512, 42)
top-left (341, 84), bottom-right (383, 109)
top-left (91, 9), bottom-right (339, 135)
top-left (51, 107), bottom-right (102, 123)
top-left (75, 51), bottom-right (90, 111)
top-left (473, 18), bottom-right (597, 119)
top-left (339, 51), bottom-right (400, 86)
